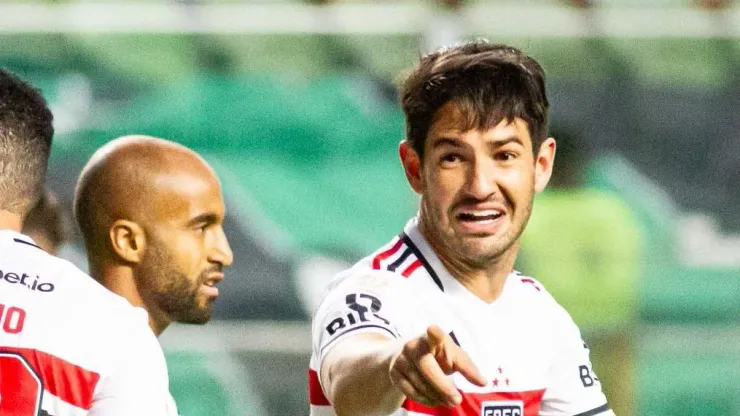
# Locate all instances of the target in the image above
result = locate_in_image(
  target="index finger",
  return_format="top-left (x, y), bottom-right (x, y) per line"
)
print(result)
top-left (451, 348), bottom-right (488, 387)
top-left (415, 353), bottom-right (463, 405)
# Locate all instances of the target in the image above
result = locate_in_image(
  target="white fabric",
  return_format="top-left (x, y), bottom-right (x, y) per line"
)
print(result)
top-left (0, 230), bottom-right (177, 415)
top-left (309, 218), bottom-right (614, 416)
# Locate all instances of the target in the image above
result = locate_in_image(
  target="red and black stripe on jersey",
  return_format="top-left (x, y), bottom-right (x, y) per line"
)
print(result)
top-left (372, 233), bottom-right (444, 291)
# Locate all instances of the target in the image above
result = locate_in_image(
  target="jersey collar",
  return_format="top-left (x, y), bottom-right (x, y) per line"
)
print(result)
top-left (402, 216), bottom-right (516, 305)
top-left (0, 229), bottom-right (41, 249)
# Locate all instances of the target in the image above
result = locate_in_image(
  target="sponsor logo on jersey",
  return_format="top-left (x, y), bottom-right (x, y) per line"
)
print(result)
top-left (481, 400), bottom-right (523, 416)
top-left (325, 293), bottom-right (391, 336)
top-left (0, 269), bottom-right (55, 292)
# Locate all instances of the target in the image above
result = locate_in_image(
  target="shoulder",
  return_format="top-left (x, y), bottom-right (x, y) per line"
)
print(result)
top-left (310, 262), bottom-right (420, 344)
top-left (39, 256), bottom-right (154, 339)
top-left (95, 308), bottom-right (166, 386)
top-left (510, 273), bottom-right (554, 302)
top-left (59, 260), bottom-right (147, 320)
top-left (333, 263), bottom-right (409, 292)
top-left (314, 262), bottom-right (416, 313)
top-left (322, 234), bottom-right (433, 296)
top-left (7, 248), bottom-right (138, 316)
top-left (510, 272), bottom-right (578, 328)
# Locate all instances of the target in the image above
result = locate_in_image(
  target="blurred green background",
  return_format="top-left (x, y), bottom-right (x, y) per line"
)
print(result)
top-left (3, 0), bottom-right (740, 415)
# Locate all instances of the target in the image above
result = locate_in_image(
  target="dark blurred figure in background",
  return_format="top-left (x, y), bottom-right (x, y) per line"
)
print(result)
top-left (519, 127), bottom-right (643, 416)
top-left (22, 188), bottom-right (71, 255)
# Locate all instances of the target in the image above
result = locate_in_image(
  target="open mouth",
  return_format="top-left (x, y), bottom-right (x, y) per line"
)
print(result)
top-left (456, 210), bottom-right (504, 223)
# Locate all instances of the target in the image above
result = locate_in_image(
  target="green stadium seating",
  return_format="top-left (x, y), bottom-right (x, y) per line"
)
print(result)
top-left (2, 32), bottom-right (740, 88)
top-left (637, 331), bottom-right (740, 416)
top-left (640, 266), bottom-right (740, 324)
top-left (586, 154), bottom-right (740, 324)
top-left (54, 74), bottom-right (415, 256)
top-left (166, 351), bottom-right (267, 416)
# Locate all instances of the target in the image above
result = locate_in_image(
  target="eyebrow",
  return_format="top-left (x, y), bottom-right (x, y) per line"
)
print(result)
top-left (431, 137), bottom-right (465, 149)
top-left (431, 136), bottom-right (525, 150)
top-left (187, 212), bottom-right (221, 227)
top-left (489, 136), bottom-right (525, 147)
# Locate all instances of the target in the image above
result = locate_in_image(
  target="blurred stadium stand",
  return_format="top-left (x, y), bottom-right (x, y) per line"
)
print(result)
top-left (1, 0), bottom-right (740, 415)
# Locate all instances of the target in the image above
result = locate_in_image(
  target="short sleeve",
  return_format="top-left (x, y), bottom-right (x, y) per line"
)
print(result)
top-left (311, 270), bottom-right (416, 364)
top-left (89, 322), bottom-right (177, 416)
top-left (539, 304), bottom-right (614, 416)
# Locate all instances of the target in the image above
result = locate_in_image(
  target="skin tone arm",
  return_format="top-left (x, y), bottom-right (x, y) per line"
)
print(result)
top-left (321, 325), bottom-right (488, 416)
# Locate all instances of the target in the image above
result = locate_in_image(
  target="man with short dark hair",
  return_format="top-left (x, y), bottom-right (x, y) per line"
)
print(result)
top-left (0, 72), bottom-right (53, 220)
top-left (308, 41), bottom-right (613, 416)
top-left (0, 69), bottom-right (177, 415)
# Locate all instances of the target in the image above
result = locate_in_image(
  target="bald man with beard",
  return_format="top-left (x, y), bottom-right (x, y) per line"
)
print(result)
top-left (74, 135), bottom-right (234, 336)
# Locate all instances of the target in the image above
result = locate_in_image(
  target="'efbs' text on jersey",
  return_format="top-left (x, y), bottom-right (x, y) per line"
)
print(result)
top-left (481, 401), bottom-right (523, 416)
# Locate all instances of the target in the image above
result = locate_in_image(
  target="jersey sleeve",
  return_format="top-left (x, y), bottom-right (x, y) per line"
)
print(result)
top-left (88, 322), bottom-right (178, 416)
top-left (539, 302), bottom-right (614, 416)
top-left (311, 270), bottom-right (417, 365)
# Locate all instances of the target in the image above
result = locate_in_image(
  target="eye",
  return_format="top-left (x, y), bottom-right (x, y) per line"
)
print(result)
top-left (440, 153), bottom-right (462, 165)
top-left (496, 151), bottom-right (517, 161)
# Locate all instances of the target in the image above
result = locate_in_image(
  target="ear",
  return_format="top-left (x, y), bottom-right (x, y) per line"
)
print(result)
top-left (108, 220), bottom-right (147, 264)
top-left (399, 140), bottom-right (423, 194)
top-left (534, 137), bottom-right (556, 193)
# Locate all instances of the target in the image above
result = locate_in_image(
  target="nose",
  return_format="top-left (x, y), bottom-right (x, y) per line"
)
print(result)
top-left (466, 157), bottom-right (498, 201)
top-left (210, 227), bottom-right (234, 267)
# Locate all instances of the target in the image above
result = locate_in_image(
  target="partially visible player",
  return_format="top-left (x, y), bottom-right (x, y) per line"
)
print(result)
top-left (74, 135), bottom-right (233, 336)
top-left (309, 41), bottom-right (614, 416)
top-left (0, 69), bottom-right (176, 415)
top-left (22, 189), bottom-right (71, 255)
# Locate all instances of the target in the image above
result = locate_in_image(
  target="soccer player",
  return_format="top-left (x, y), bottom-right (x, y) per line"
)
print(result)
top-left (308, 41), bottom-right (614, 416)
top-left (22, 189), bottom-right (71, 255)
top-left (0, 71), bottom-right (176, 414)
top-left (73, 135), bottom-right (233, 336)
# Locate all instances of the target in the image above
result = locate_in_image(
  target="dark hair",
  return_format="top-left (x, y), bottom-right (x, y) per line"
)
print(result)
top-left (0, 69), bottom-right (54, 216)
top-left (399, 40), bottom-right (549, 159)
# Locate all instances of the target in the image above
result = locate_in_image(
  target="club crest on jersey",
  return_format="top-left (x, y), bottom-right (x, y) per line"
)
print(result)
top-left (481, 401), bottom-right (523, 416)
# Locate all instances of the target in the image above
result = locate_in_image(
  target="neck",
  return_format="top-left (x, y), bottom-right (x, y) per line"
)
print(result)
top-left (90, 260), bottom-right (170, 336)
top-left (419, 215), bottom-right (518, 304)
top-left (0, 210), bottom-right (23, 232)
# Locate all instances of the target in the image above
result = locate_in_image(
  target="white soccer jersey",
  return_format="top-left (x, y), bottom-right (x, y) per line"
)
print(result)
top-left (0, 230), bottom-right (178, 416)
top-left (309, 218), bottom-right (614, 416)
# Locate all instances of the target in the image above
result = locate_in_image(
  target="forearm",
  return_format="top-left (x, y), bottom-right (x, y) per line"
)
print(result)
top-left (324, 337), bottom-right (405, 416)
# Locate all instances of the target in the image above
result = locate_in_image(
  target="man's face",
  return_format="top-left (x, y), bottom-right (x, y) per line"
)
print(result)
top-left (406, 102), bottom-right (554, 268)
top-left (139, 167), bottom-right (233, 325)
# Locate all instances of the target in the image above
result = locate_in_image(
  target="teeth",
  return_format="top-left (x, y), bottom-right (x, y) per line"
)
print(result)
top-left (461, 210), bottom-right (501, 217)
top-left (458, 210), bottom-right (503, 222)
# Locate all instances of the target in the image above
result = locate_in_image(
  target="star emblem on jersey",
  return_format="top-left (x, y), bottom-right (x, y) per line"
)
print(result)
top-left (492, 366), bottom-right (511, 388)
